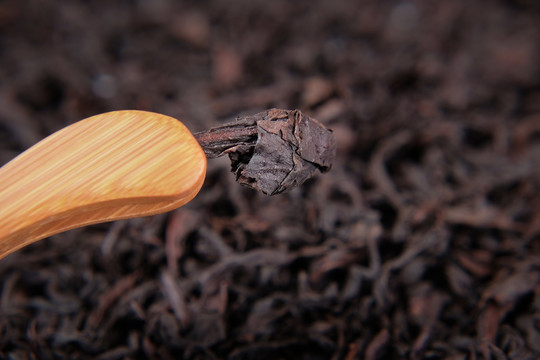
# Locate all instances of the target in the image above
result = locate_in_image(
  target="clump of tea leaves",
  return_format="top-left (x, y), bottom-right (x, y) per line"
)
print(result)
top-left (194, 109), bottom-right (336, 195)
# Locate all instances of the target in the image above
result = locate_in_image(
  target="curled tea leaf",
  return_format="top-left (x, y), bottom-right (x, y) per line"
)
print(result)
top-left (195, 109), bottom-right (336, 195)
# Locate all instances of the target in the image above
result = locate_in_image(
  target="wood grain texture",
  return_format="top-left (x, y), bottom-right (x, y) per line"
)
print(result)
top-left (0, 110), bottom-right (207, 259)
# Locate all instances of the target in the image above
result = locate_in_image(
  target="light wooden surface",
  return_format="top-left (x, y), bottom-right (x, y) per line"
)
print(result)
top-left (0, 110), bottom-right (207, 259)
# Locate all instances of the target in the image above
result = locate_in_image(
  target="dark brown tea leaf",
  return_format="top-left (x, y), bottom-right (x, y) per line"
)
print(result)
top-left (195, 109), bottom-right (336, 195)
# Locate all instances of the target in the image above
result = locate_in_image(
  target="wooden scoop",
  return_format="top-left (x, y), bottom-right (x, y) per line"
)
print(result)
top-left (0, 110), bottom-right (207, 259)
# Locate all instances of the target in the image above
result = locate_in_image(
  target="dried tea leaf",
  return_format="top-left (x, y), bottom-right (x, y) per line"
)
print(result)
top-left (195, 109), bottom-right (336, 195)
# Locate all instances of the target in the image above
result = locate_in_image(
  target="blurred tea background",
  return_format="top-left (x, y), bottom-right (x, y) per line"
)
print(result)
top-left (0, 0), bottom-right (539, 359)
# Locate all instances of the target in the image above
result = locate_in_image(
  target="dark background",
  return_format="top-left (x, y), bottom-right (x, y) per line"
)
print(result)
top-left (1, 0), bottom-right (539, 359)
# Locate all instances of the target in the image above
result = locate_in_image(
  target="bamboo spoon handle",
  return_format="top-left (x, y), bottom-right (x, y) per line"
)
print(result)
top-left (0, 110), bottom-right (207, 259)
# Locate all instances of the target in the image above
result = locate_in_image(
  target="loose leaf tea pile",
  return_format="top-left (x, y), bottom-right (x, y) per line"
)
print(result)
top-left (1, 0), bottom-right (540, 359)
top-left (195, 109), bottom-right (336, 195)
